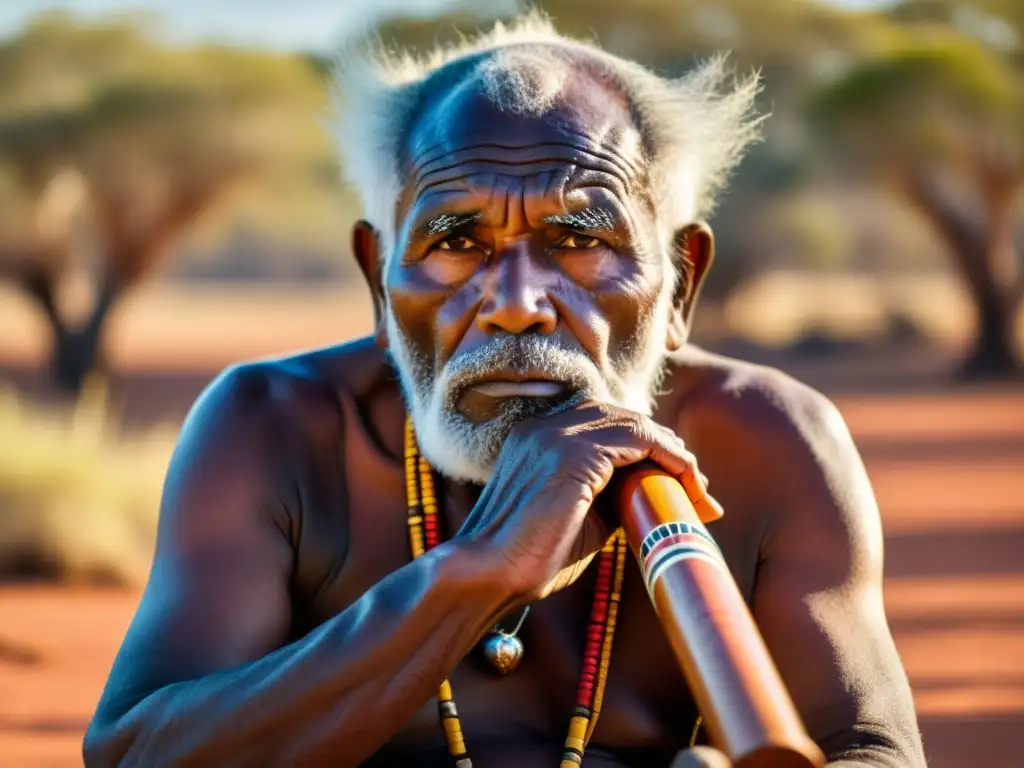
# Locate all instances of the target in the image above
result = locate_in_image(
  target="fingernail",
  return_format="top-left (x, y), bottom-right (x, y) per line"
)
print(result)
top-left (700, 472), bottom-right (710, 489)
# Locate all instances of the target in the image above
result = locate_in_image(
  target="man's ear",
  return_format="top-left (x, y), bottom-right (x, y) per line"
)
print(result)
top-left (352, 220), bottom-right (389, 350)
top-left (666, 222), bottom-right (714, 351)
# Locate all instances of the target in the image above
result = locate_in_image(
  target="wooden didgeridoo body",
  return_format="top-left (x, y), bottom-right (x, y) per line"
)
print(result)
top-left (616, 466), bottom-right (825, 768)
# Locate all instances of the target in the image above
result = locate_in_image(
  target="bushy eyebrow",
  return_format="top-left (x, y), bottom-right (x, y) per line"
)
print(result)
top-left (413, 206), bottom-right (621, 241)
top-left (417, 212), bottom-right (483, 239)
top-left (543, 207), bottom-right (618, 234)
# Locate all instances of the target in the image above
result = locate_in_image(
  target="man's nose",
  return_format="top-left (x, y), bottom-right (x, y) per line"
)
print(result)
top-left (475, 246), bottom-right (558, 336)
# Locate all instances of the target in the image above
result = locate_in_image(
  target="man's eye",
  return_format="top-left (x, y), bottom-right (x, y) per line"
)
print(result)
top-left (437, 236), bottom-right (479, 252)
top-left (559, 234), bottom-right (602, 249)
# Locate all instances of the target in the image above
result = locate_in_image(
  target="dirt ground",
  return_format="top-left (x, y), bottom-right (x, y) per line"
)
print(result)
top-left (1, 362), bottom-right (1022, 767)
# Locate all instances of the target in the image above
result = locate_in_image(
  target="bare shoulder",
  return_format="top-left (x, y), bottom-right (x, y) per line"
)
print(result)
top-left (660, 347), bottom-right (879, 564)
top-left (184, 336), bottom-right (392, 442)
top-left (660, 346), bottom-right (850, 455)
top-left (159, 337), bottom-right (396, 551)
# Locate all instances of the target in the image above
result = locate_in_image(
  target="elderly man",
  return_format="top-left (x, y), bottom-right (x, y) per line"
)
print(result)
top-left (85, 13), bottom-right (925, 768)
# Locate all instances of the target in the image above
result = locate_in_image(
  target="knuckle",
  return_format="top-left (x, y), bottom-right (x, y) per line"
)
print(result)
top-left (590, 402), bottom-right (620, 422)
top-left (627, 412), bottom-right (656, 443)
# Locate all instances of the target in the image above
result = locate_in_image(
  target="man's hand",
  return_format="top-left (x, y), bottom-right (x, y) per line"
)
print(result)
top-left (670, 746), bottom-right (731, 768)
top-left (456, 401), bottom-right (722, 601)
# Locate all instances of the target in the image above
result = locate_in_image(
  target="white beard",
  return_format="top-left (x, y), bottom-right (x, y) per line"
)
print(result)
top-left (385, 292), bottom-right (672, 484)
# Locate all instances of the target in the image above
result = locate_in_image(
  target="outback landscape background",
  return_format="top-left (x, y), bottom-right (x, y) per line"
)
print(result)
top-left (1, 1), bottom-right (1022, 766)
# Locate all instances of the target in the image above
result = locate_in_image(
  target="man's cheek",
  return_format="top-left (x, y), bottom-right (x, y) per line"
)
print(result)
top-left (387, 286), bottom-right (441, 358)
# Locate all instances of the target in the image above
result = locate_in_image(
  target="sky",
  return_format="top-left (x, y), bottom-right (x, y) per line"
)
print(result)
top-left (0, 0), bottom-right (895, 52)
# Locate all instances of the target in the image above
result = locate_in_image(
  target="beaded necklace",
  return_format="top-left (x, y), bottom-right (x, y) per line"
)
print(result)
top-left (404, 416), bottom-right (627, 767)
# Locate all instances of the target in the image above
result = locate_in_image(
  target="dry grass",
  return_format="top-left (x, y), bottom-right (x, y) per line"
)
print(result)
top-left (0, 379), bottom-right (177, 586)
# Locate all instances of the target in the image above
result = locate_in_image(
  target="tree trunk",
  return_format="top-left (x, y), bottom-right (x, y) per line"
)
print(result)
top-left (902, 170), bottom-right (1022, 379)
top-left (22, 266), bottom-right (120, 398)
top-left (54, 276), bottom-right (120, 396)
top-left (961, 187), bottom-right (1022, 379)
top-left (960, 284), bottom-right (1022, 379)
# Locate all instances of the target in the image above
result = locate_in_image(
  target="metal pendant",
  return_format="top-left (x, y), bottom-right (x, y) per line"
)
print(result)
top-left (482, 631), bottom-right (524, 675)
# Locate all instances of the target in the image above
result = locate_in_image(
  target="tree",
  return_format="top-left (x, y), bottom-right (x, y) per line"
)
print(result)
top-left (811, 20), bottom-right (1022, 377)
top-left (0, 14), bottom-right (330, 395)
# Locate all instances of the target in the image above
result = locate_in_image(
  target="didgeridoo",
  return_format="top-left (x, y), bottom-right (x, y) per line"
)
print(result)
top-left (616, 465), bottom-right (825, 768)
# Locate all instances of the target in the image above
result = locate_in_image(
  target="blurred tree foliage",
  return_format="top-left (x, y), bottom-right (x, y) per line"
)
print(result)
top-left (812, 0), bottom-right (1022, 377)
top-left (0, 12), bottom-right (332, 395)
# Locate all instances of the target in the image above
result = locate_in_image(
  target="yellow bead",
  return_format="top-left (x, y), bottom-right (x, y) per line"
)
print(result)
top-left (567, 715), bottom-right (588, 740)
top-left (442, 717), bottom-right (467, 754)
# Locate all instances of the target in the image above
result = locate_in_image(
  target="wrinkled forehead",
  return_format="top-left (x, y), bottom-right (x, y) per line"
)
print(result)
top-left (397, 49), bottom-right (653, 204)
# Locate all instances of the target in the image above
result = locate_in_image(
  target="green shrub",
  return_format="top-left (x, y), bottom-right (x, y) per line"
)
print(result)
top-left (0, 379), bottom-right (177, 586)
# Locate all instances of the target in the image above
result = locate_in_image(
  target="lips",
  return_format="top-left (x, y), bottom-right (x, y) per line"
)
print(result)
top-left (454, 371), bottom-right (573, 423)
top-left (469, 380), bottom-right (566, 398)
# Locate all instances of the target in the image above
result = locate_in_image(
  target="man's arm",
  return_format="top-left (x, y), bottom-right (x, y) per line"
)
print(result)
top-left (728, 371), bottom-right (926, 766)
top-left (84, 364), bottom-right (515, 767)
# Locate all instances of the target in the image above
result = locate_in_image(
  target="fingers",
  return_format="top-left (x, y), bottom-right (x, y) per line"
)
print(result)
top-left (618, 416), bottom-right (725, 523)
top-left (678, 460), bottom-right (725, 524)
top-left (578, 413), bottom-right (725, 524)
top-left (517, 401), bottom-right (725, 522)
top-left (646, 433), bottom-right (724, 524)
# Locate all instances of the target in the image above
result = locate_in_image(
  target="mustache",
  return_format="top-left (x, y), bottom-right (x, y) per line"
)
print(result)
top-left (439, 335), bottom-right (605, 405)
